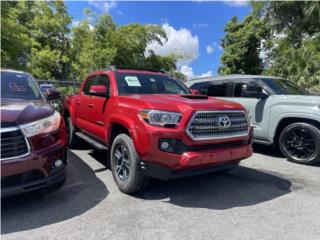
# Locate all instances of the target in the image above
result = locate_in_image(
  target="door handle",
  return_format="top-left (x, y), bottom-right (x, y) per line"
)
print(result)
top-left (88, 103), bottom-right (94, 108)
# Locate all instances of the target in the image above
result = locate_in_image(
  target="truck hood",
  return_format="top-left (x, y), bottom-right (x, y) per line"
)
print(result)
top-left (1, 99), bottom-right (54, 125)
top-left (121, 94), bottom-right (245, 113)
top-left (271, 95), bottom-right (320, 107)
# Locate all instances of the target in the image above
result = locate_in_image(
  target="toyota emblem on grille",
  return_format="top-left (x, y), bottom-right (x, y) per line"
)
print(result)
top-left (218, 116), bottom-right (231, 128)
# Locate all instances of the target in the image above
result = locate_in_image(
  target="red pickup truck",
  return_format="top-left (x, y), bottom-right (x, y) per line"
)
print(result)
top-left (64, 66), bottom-right (253, 193)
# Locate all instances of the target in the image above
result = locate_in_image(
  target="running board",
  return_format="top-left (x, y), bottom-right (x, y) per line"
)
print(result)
top-left (75, 132), bottom-right (108, 151)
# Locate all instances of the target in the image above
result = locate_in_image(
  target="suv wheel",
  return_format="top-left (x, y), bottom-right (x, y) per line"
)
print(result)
top-left (279, 122), bottom-right (320, 165)
top-left (66, 117), bottom-right (80, 148)
top-left (110, 134), bottom-right (149, 194)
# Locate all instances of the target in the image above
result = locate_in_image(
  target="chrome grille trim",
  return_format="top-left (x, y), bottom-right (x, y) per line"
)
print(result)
top-left (0, 126), bottom-right (30, 161)
top-left (186, 110), bottom-right (249, 140)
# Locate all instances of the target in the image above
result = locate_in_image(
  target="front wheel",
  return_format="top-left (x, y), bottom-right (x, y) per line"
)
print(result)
top-left (279, 122), bottom-right (320, 165)
top-left (110, 134), bottom-right (149, 194)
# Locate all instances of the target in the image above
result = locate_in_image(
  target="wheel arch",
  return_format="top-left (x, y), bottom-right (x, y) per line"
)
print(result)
top-left (273, 117), bottom-right (320, 146)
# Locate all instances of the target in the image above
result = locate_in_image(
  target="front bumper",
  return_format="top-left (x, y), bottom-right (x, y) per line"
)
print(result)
top-left (1, 168), bottom-right (65, 198)
top-left (1, 142), bottom-right (67, 198)
top-left (141, 143), bottom-right (253, 180)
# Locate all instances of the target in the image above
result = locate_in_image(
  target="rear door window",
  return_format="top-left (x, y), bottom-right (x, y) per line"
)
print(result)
top-left (207, 82), bottom-right (229, 97)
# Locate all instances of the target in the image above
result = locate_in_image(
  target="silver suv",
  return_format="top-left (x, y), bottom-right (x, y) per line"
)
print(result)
top-left (186, 75), bottom-right (320, 165)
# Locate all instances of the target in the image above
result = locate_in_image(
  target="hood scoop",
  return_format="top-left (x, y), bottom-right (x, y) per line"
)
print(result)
top-left (181, 94), bottom-right (209, 100)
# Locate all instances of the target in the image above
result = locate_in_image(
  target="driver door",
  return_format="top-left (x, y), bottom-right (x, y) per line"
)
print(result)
top-left (230, 80), bottom-right (270, 141)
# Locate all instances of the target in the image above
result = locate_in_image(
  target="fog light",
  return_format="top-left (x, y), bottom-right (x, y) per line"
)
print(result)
top-left (54, 159), bottom-right (63, 168)
top-left (160, 141), bottom-right (170, 150)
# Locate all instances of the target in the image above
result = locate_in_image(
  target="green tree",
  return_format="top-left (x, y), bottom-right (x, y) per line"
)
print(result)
top-left (252, 1), bottom-right (320, 90)
top-left (69, 12), bottom-right (180, 80)
top-left (1, 1), bottom-right (71, 79)
top-left (1, 2), bottom-right (31, 69)
top-left (218, 15), bottom-right (270, 75)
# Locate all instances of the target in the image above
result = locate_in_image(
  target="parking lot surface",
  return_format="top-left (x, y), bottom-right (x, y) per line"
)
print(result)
top-left (2, 144), bottom-right (320, 240)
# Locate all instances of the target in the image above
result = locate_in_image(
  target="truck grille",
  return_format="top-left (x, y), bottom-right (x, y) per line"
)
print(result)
top-left (186, 111), bottom-right (249, 140)
top-left (1, 128), bottom-right (29, 159)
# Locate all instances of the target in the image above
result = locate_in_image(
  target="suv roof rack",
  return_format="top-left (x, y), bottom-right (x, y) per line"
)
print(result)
top-left (102, 65), bottom-right (165, 74)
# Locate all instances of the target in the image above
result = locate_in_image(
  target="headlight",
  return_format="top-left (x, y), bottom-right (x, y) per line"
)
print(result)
top-left (20, 111), bottom-right (61, 137)
top-left (139, 110), bottom-right (182, 126)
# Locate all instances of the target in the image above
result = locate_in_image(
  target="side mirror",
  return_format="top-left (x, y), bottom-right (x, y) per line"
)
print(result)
top-left (241, 85), bottom-right (268, 99)
top-left (45, 89), bottom-right (61, 100)
top-left (190, 89), bottom-right (200, 95)
top-left (89, 85), bottom-right (108, 97)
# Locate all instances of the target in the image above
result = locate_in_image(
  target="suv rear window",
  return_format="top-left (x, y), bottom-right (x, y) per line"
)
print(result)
top-left (115, 73), bottom-right (190, 95)
top-left (1, 71), bottom-right (42, 100)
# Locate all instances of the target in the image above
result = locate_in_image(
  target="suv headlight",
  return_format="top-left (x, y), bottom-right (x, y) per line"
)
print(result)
top-left (139, 110), bottom-right (182, 126)
top-left (20, 111), bottom-right (61, 137)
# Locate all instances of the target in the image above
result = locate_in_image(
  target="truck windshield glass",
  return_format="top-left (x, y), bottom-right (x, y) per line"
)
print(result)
top-left (1, 71), bottom-right (43, 100)
top-left (259, 78), bottom-right (308, 95)
top-left (116, 73), bottom-right (190, 95)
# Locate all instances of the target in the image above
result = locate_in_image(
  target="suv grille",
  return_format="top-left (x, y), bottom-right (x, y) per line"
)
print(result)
top-left (1, 128), bottom-right (29, 159)
top-left (186, 111), bottom-right (249, 140)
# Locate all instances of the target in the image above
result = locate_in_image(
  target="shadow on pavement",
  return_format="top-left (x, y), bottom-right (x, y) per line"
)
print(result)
top-left (136, 166), bottom-right (292, 210)
top-left (1, 151), bottom-right (108, 235)
top-left (252, 144), bottom-right (283, 158)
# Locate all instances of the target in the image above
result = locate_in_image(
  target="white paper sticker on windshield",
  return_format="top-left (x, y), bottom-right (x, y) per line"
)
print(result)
top-left (125, 76), bottom-right (141, 87)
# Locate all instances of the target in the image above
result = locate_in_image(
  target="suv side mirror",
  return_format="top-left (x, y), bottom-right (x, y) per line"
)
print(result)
top-left (241, 84), bottom-right (268, 99)
top-left (190, 89), bottom-right (200, 95)
top-left (45, 89), bottom-right (61, 100)
top-left (89, 85), bottom-right (109, 97)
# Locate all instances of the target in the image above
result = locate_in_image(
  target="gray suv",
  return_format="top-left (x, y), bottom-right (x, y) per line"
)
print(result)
top-left (186, 75), bottom-right (320, 165)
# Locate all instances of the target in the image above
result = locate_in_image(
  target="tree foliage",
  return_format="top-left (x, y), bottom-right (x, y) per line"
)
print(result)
top-left (219, 1), bottom-right (320, 91)
top-left (1, 3), bottom-right (185, 81)
top-left (218, 15), bottom-right (270, 75)
top-left (1, 1), bottom-right (71, 79)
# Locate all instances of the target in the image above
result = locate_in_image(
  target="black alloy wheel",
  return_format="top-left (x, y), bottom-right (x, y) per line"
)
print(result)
top-left (279, 122), bottom-right (320, 165)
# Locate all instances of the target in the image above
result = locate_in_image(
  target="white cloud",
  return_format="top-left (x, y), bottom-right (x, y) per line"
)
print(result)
top-left (180, 65), bottom-right (212, 80)
top-left (206, 42), bottom-right (217, 54)
top-left (206, 45), bottom-right (214, 54)
top-left (224, 0), bottom-right (248, 7)
top-left (146, 23), bottom-right (199, 67)
top-left (218, 44), bottom-right (223, 51)
top-left (88, 0), bottom-right (117, 13)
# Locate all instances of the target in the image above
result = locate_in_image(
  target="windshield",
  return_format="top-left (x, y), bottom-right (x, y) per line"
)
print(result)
top-left (1, 71), bottom-right (43, 100)
top-left (259, 78), bottom-right (308, 95)
top-left (116, 73), bottom-right (190, 95)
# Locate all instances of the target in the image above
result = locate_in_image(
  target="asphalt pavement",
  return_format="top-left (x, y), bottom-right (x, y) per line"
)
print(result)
top-left (1, 144), bottom-right (320, 240)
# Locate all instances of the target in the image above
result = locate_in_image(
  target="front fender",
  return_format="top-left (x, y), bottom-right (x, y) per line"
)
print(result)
top-left (268, 112), bottom-right (320, 141)
top-left (108, 114), bottom-right (151, 157)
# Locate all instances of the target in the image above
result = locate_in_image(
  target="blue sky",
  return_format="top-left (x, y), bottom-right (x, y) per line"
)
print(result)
top-left (65, 1), bottom-right (250, 79)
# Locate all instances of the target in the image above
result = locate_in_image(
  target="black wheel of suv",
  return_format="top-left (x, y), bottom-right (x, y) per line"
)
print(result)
top-left (279, 122), bottom-right (320, 165)
top-left (110, 134), bottom-right (149, 194)
top-left (66, 117), bottom-right (80, 148)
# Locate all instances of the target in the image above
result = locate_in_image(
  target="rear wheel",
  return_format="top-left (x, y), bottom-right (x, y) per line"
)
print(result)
top-left (279, 122), bottom-right (320, 165)
top-left (110, 134), bottom-right (149, 194)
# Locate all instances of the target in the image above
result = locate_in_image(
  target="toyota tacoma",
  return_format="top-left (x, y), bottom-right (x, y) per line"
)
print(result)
top-left (64, 66), bottom-right (253, 193)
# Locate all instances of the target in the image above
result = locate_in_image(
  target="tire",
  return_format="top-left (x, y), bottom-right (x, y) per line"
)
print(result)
top-left (279, 122), bottom-right (320, 165)
top-left (110, 134), bottom-right (149, 194)
top-left (66, 117), bottom-right (80, 148)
